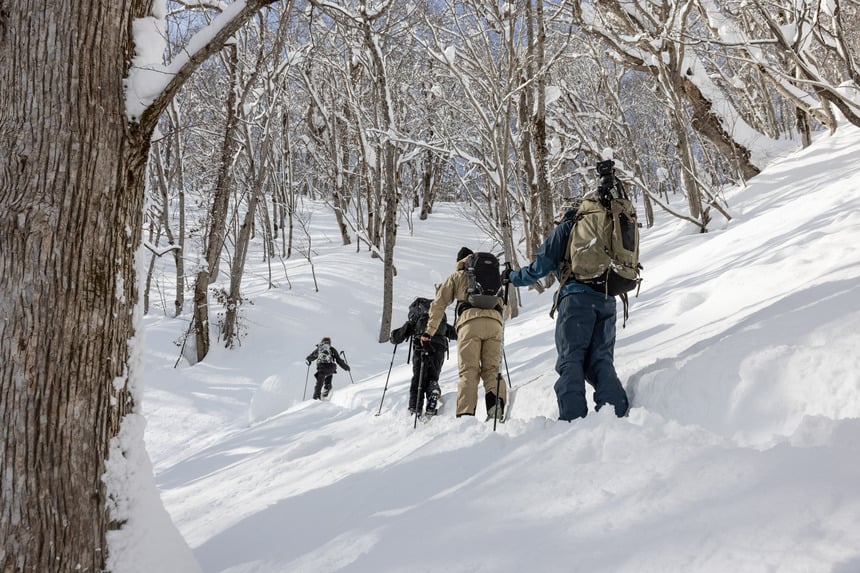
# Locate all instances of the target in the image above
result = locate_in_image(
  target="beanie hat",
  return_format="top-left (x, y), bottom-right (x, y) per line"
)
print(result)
top-left (457, 246), bottom-right (473, 262)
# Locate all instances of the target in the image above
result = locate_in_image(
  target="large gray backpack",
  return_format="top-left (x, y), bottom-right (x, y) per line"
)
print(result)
top-left (316, 342), bottom-right (333, 364)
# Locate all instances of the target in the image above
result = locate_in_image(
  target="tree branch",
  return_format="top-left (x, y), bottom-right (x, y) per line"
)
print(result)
top-left (138, 0), bottom-right (282, 133)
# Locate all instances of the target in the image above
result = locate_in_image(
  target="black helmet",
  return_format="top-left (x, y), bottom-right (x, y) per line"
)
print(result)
top-left (321, 336), bottom-right (331, 344)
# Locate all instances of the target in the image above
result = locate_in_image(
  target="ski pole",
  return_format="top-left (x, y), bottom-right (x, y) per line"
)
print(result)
top-left (493, 370), bottom-right (502, 431)
top-left (503, 266), bottom-right (513, 391)
top-left (375, 343), bottom-right (399, 416)
top-left (340, 350), bottom-right (355, 384)
top-left (493, 267), bottom-right (513, 430)
top-left (302, 361), bottom-right (311, 401)
top-left (502, 262), bottom-right (512, 305)
top-left (414, 348), bottom-right (428, 429)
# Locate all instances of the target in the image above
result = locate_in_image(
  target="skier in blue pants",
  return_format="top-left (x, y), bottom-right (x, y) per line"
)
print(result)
top-left (505, 202), bottom-right (629, 421)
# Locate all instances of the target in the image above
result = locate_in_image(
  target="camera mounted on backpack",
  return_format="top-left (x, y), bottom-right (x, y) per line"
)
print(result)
top-left (595, 159), bottom-right (625, 206)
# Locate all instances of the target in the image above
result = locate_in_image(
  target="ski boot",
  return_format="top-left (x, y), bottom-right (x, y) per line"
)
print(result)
top-left (425, 388), bottom-right (440, 416)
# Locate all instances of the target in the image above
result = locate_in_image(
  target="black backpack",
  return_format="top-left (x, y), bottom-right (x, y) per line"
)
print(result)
top-left (464, 252), bottom-right (503, 309)
top-left (407, 297), bottom-right (433, 336)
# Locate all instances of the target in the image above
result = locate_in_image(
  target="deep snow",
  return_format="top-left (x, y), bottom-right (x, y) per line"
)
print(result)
top-left (133, 125), bottom-right (860, 573)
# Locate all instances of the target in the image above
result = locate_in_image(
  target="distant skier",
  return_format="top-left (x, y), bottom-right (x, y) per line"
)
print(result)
top-left (306, 337), bottom-right (350, 400)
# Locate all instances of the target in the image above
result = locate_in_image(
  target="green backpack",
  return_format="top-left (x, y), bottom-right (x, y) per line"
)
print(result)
top-left (567, 195), bottom-right (641, 296)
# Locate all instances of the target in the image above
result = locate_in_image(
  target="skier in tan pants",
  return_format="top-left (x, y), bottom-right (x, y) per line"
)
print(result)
top-left (422, 247), bottom-right (507, 421)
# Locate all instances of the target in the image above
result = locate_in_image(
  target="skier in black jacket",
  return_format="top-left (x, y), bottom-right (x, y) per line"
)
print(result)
top-left (390, 298), bottom-right (456, 416)
top-left (306, 337), bottom-right (350, 400)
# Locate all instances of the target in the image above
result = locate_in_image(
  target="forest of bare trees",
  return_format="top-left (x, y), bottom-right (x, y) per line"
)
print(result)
top-left (1, 0), bottom-right (857, 570)
top-left (143, 0), bottom-right (860, 354)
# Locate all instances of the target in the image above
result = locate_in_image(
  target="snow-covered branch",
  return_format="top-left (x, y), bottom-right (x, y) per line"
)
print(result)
top-left (126, 0), bottom-right (281, 131)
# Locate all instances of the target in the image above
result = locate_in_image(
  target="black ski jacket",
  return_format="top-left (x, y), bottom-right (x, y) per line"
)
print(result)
top-left (306, 345), bottom-right (350, 372)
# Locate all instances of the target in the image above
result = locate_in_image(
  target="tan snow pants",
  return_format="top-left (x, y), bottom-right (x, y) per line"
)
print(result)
top-left (455, 316), bottom-right (507, 416)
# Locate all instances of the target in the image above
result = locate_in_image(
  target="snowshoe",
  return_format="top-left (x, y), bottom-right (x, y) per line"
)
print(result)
top-left (421, 397), bottom-right (444, 423)
top-left (426, 389), bottom-right (440, 414)
top-left (485, 404), bottom-right (505, 423)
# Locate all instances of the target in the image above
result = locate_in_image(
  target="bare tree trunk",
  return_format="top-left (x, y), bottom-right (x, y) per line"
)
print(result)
top-left (419, 148), bottom-right (435, 220)
top-left (332, 186), bottom-right (352, 246)
top-left (333, 107), bottom-right (352, 246)
top-left (143, 217), bottom-right (161, 314)
top-left (794, 68), bottom-right (813, 147)
top-left (280, 109), bottom-right (295, 258)
top-left (2, 1), bottom-right (277, 567)
top-left (222, 189), bottom-right (261, 347)
top-left (675, 126), bottom-right (704, 223)
top-left (643, 190), bottom-right (655, 228)
top-left (679, 77), bottom-right (761, 181)
top-left (379, 146), bottom-right (399, 342)
top-left (353, 1), bottom-right (401, 342)
top-left (193, 45), bottom-right (241, 363)
top-left (0, 2), bottom-right (147, 570)
top-left (223, 117), bottom-right (274, 345)
top-left (152, 140), bottom-right (186, 317)
top-left (532, 0), bottom-right (554, 240)
top-left (169, 105), bottom-right (188, 315)
top-left (519, 81), bottom-right (541, 259)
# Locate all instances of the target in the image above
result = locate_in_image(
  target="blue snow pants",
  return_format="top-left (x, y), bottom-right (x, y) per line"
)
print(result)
top-left (554, 289), bottom-right (629, 421)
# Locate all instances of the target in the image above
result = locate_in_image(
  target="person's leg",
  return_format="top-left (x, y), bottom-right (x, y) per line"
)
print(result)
top-left (414, 349), bottom-right (430, 412)
top-left (322, 372), bottom-right (334, 397)
top-left (477, 320), bottom-right (505, 413)
top-left (408, 355), bottom-right (422, 411)
top-left (554, 295), bottom-right (593, 421)
top-left (423, 350), bottom-right (443, 414)
top-left (312, 371), bottom-right (324, 399)
top-left (585, 296), bottom-right (629, 417)
top-left (426, 349), bottom-right (444, 393)
top-left (455, 322), bottom-right (481, 416)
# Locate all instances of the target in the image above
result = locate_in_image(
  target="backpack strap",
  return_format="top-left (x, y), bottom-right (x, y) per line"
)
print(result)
top-left (456, 299), bottom-right (502, 318)
top-left (549, 260), bottom-right (570, 319)
top-left (619, 279), bottom-right (642, 328)
top-left (619, 291), bottom-right (629, 328)
top-left (549, 214), bottom-right (582, 319)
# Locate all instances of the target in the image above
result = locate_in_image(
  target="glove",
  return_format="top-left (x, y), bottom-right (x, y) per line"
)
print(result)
top-left (344, 365), bottom-right (351, 372)
top-left (306, 359), bottom-right (311, 366)
top-left (501, 267), bottom-right (512, 285)
top-left (419, 334), bottom-right (431, 347)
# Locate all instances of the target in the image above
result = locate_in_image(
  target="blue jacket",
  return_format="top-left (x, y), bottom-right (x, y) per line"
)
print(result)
top-left (509, 212), bottom-right (592, 300)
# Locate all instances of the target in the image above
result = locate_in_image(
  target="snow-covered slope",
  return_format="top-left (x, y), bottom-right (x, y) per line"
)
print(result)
top-left (139, 125), bottom-right (860, 573)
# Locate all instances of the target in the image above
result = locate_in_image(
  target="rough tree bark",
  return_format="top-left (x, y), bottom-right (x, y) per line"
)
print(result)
top-left (0, 1), bottom-right (278, 570)
top-left (0, 3), bottom-right (147, 570)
